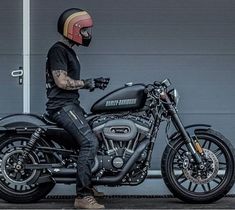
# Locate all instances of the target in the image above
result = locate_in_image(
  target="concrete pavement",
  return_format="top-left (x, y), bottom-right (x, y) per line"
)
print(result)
top-left (0, 196), bottom-right (235, 209)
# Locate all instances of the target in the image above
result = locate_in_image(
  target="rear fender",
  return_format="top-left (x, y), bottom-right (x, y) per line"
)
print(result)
top-left (0, 113), bottom-right (46, 136)
top-left (0, 113), bottom-right (76, 149)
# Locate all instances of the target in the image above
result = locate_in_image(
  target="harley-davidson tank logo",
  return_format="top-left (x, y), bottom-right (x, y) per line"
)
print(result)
top-left (105, 98), bottom-right (137, 107)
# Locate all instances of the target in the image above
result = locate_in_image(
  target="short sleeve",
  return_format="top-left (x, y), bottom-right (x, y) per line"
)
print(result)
top-left (48, 46), bottom-right (68, 72)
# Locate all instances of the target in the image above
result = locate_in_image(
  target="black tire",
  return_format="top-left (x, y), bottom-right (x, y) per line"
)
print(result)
top-left (161, 128), bottom-right (235, 203)
top-left (0, 135), bottom-right (55, 203)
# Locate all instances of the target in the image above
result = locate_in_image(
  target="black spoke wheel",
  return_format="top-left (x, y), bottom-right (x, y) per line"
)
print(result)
top-left (0, 135), bottom-right (55, 203)
top-left (161, 129), bottom-right (235, 203)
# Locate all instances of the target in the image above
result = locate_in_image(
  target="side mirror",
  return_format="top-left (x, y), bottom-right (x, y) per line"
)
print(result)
top-left (161, 79), bottom-right (171, 87)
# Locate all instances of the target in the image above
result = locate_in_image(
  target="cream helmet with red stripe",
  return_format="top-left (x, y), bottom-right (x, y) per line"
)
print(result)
top-left (58, 8), bottom-right (93, 46)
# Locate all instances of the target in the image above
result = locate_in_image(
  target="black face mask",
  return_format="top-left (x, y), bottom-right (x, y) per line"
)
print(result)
top-left (66, 35), bottom-right (92, 47)
top-left (82, 35), bottom-right (92, 47)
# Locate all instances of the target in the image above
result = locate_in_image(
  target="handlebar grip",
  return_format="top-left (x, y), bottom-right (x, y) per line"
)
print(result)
top-left (154, 81), bottom-right (161, 86)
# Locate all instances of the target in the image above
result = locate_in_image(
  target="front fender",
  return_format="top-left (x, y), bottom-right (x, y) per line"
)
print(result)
top-left (169, 124), bottom-right (211, 141)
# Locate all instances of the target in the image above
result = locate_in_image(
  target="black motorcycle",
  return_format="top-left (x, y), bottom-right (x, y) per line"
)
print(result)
top-left (0, 79), bottom-right (234, 203)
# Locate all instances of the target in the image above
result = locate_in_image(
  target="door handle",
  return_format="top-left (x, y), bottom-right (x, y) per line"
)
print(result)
top-left (11, 69), bottom-right (23, 77)
top-left (11, 67), bottom-right (23, 85)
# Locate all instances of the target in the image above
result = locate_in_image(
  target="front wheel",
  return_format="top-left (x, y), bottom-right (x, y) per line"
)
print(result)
top-left (161, 128), bottom-right (235, 203)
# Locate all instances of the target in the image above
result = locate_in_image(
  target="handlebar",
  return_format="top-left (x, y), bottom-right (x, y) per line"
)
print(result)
top-left (154, 79), bottom-right (171, 88)
top-left (145, 79), bottom-right (171, 94)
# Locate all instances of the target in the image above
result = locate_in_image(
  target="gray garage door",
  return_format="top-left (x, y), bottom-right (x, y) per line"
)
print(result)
top-left (0, 1), bottom-right (23, 117)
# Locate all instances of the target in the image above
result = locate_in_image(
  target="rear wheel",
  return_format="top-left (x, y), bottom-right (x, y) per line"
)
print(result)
top-left (161, 129), bottom-right (235, 203)
top-left (0, 135), bottom-right (55, 203)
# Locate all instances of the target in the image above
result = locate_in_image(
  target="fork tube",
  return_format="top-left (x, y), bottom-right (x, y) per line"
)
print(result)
top-left (161, 92), bottom-right (202, 164)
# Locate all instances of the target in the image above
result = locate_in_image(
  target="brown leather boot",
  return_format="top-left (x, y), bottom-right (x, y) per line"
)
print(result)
top-left (92, 186), bottom-right (105, 197)
top-left (74, 195), bottom-right (105, 209)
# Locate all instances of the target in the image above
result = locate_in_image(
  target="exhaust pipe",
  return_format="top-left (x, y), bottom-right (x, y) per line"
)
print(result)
top-left (51, 155), bottom-right (99, 178)
top-left (92, 139), bottom-right (149, 185)
top-left (53, 139), bottom-right (149, 185)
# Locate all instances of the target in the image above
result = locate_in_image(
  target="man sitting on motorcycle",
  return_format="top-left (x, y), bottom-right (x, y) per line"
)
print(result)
top-left (45, 8), bottom-right (109, 209)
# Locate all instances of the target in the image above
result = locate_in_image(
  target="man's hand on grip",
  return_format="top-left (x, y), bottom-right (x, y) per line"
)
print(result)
top-left (94, 77), bottom-right (110, 90)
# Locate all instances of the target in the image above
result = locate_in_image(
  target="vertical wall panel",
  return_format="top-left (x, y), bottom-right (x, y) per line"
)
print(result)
top-left (0, 1), bottom-right (23, 116)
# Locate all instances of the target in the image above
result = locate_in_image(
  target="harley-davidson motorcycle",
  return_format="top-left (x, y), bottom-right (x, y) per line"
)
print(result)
top-left (0, 79), bottom-right (234, 204)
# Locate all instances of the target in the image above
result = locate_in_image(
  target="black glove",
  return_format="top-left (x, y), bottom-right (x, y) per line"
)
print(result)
top-left (94, 77), bottom-right (110, 90)
top-left (82, 79), bottom-right (95, 91)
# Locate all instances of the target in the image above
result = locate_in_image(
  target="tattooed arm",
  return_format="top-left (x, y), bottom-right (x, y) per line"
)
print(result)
top-left (52, 70), bottom-right (84, 90)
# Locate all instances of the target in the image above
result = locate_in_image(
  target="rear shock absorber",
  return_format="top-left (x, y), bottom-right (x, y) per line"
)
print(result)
top-left (22, 127), bottom-right (44, 160)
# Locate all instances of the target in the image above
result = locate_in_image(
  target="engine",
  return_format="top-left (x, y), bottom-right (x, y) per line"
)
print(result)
top-left (91, 114), bottom-right (152, 175)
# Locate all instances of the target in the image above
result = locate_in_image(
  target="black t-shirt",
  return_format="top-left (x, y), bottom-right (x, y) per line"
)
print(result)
top-left (46, 42), bottom-right (81, 112)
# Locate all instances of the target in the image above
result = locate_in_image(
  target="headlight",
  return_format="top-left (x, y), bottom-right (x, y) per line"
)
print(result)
top-left (168, 89), bottom-right (180, 107)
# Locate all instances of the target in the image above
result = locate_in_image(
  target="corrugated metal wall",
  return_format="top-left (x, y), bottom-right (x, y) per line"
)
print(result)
top-left (1, 0), bottom-right (235, 195)
top-left (30, 0), bottom-right (235, 171)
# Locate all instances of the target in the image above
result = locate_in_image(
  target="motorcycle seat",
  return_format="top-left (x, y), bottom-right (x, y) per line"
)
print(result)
top-left (42, 113), bottom-right (57, 125)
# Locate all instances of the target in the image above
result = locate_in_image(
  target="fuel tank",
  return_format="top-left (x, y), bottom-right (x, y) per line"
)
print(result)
top-left (91, 84), bottom-right (147, 113)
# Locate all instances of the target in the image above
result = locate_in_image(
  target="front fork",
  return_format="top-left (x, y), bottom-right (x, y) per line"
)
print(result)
top-left (161, 92), bottom-right (204, 166)
top-left (171, 109), bottom-right (203, 164)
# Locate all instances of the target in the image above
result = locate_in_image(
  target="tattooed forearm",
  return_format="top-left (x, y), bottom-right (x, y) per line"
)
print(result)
top-left (54, 70), bottom-right (65, 78)
top-left (64, 78), bottom-right (84, 90)
top-left (52, 70), bottom-right (84, 90)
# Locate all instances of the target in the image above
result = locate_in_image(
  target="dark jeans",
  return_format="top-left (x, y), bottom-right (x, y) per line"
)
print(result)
top-left (49, 103), bottom-right (98, 197)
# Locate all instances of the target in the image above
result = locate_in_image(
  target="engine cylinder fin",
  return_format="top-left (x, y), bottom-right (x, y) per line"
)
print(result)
top-left (132, 133), bottom-right (141, 151)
